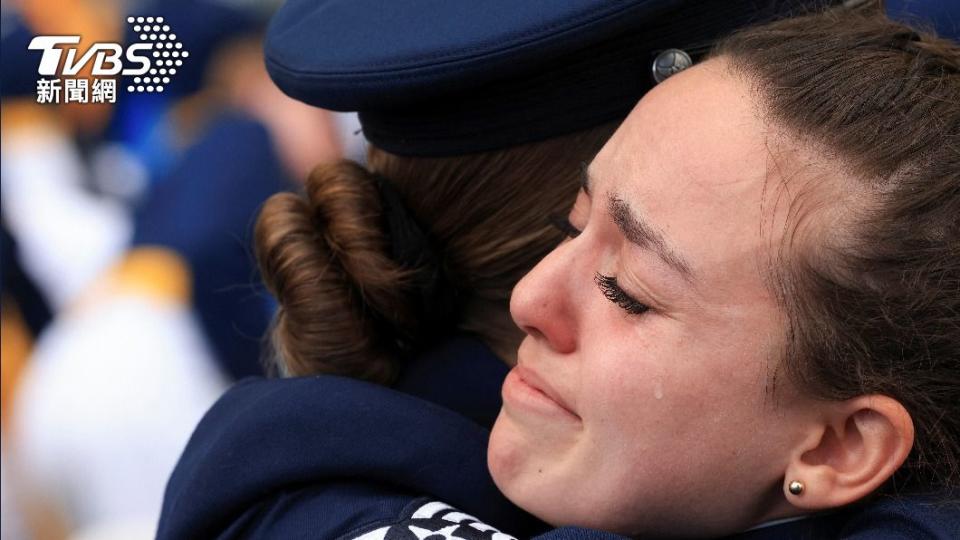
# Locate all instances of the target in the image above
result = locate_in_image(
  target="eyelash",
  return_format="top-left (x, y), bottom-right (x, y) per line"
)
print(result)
top-left (595, 273), bottom-right (651, 316)
top-left (548, 214), bottom-right (651, 316)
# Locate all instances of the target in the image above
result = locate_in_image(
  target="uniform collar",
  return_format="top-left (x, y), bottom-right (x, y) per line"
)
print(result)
top-left (394, 335), bottom-right (510, 429)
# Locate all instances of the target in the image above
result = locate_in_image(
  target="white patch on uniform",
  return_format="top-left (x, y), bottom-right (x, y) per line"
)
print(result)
top-left (409, 524), bottom-right (465, 539)
top-left (444, 511), bottom-right (482, 523)
top-left (411, 500), bottom-right (454, 519)
top-left (346, 500), bottom-right (518, 540)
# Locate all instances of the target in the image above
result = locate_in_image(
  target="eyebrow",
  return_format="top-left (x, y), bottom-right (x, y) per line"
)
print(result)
top-left (582, 166), bottom-right (696, 283)
top-left (608, 196), bottom-right (696, 283)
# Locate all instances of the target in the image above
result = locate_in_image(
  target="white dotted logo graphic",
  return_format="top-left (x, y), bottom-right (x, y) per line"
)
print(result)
top-left (28, 16), bottom-right (189, 104)
top-left (125, 16), bottom-right (188, 94)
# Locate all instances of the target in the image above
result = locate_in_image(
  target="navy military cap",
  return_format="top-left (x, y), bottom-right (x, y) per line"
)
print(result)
top-left (265, 0), bottom-right (839, 156)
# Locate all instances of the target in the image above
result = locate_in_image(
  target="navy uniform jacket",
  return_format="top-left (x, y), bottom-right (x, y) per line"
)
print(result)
top-left (157, 337), bottom-right (959, 539)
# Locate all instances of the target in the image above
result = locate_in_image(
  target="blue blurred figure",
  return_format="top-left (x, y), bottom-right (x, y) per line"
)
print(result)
top-left (132, 112), bottom-right (291, 379)
top-left (887, 0), bottom-right (958, 40)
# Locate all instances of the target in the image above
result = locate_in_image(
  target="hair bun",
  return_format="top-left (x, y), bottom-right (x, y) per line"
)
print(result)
top-left (255, 160), bottom-right (421, 382)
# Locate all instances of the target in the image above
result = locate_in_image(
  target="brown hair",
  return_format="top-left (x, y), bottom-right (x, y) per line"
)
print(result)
top-left (255, 123), bottom-right (615, 383)
top-left (714, 4), bottom-right (959, 494)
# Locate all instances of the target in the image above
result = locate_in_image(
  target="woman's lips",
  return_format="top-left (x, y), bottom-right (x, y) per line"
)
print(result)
top-left (502, 365), bottom-right (580, 422)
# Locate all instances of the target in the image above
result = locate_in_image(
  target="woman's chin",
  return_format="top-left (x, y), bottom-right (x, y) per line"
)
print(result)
top-left (487, 412), bottom-right (599, 530)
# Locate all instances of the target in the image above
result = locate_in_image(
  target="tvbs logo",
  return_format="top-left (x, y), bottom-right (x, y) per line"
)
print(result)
top-left (29, 16), bottom-right (188, 104)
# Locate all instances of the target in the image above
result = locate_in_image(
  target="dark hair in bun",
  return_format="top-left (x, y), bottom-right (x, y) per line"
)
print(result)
top-left (256, 123), bottom-right (617, 383)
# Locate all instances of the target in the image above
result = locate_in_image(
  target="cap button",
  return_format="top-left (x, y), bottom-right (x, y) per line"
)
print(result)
top-left (652, 48), bottom-right (693, 84)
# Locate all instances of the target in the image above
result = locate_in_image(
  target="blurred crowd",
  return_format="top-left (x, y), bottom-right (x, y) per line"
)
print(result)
top-left (0, 1), bottom-right (360, 539)
top-left (0, 1), bottom-right (956, 540)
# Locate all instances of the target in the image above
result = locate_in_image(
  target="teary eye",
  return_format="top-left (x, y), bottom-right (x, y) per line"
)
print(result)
top-left (595, 273), bottom-right (650, 316)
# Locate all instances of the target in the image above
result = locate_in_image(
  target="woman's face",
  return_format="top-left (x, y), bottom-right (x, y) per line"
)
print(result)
top-left (488, 60), bottom-right (817, 537)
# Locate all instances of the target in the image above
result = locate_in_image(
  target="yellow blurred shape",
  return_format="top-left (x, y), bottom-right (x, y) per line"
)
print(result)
top-left (1, 301), bottom-right (33, 429)
top-left (109, 247), bottom-right (193, 304)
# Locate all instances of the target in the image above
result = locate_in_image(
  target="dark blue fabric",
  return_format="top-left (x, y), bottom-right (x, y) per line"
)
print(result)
top-left (393, 336), bottom-right (510, 429)
top-left (265, 0), bottom-right (682, 109)
top-left (221, 483), bottom-right (419, 539)
top-left (264, 0), bottom-right (838, 156)
top-left (887, 0), bottom-right (959, 42)
top-left (157, 338), bottom-right (547, 539)
top-left (533, 496), bottom-right (960, 539)
top-left (721, 496), bottom-right (960, 540)
top-left (132, 111), bottom-right (292, 379)
top-left (532, 496), bottom-right (960, 539)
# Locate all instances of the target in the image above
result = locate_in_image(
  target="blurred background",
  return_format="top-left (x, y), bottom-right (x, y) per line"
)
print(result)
top-left (1, 1), bottom-right (361, 538)
top-left (0, 1), bottom-right (956, 540)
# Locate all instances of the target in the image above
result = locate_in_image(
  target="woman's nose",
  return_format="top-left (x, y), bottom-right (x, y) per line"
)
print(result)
top-left (510, 242), bottom-right (579, 354)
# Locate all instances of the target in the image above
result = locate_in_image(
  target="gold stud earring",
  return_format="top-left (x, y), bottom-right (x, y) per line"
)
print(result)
top-left (788, 480), bottom-right (805, 495)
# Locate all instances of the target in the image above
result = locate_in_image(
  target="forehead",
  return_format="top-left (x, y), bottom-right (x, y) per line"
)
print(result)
top-left (593, 59), bottom-right (788, 296)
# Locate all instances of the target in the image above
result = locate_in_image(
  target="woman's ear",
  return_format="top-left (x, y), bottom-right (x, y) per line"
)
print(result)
top-left (783, 395), bottom-right (914, 510)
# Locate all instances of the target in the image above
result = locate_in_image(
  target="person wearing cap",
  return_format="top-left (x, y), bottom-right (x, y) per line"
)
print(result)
top-left (156, 1), bottom-right (849, 539)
